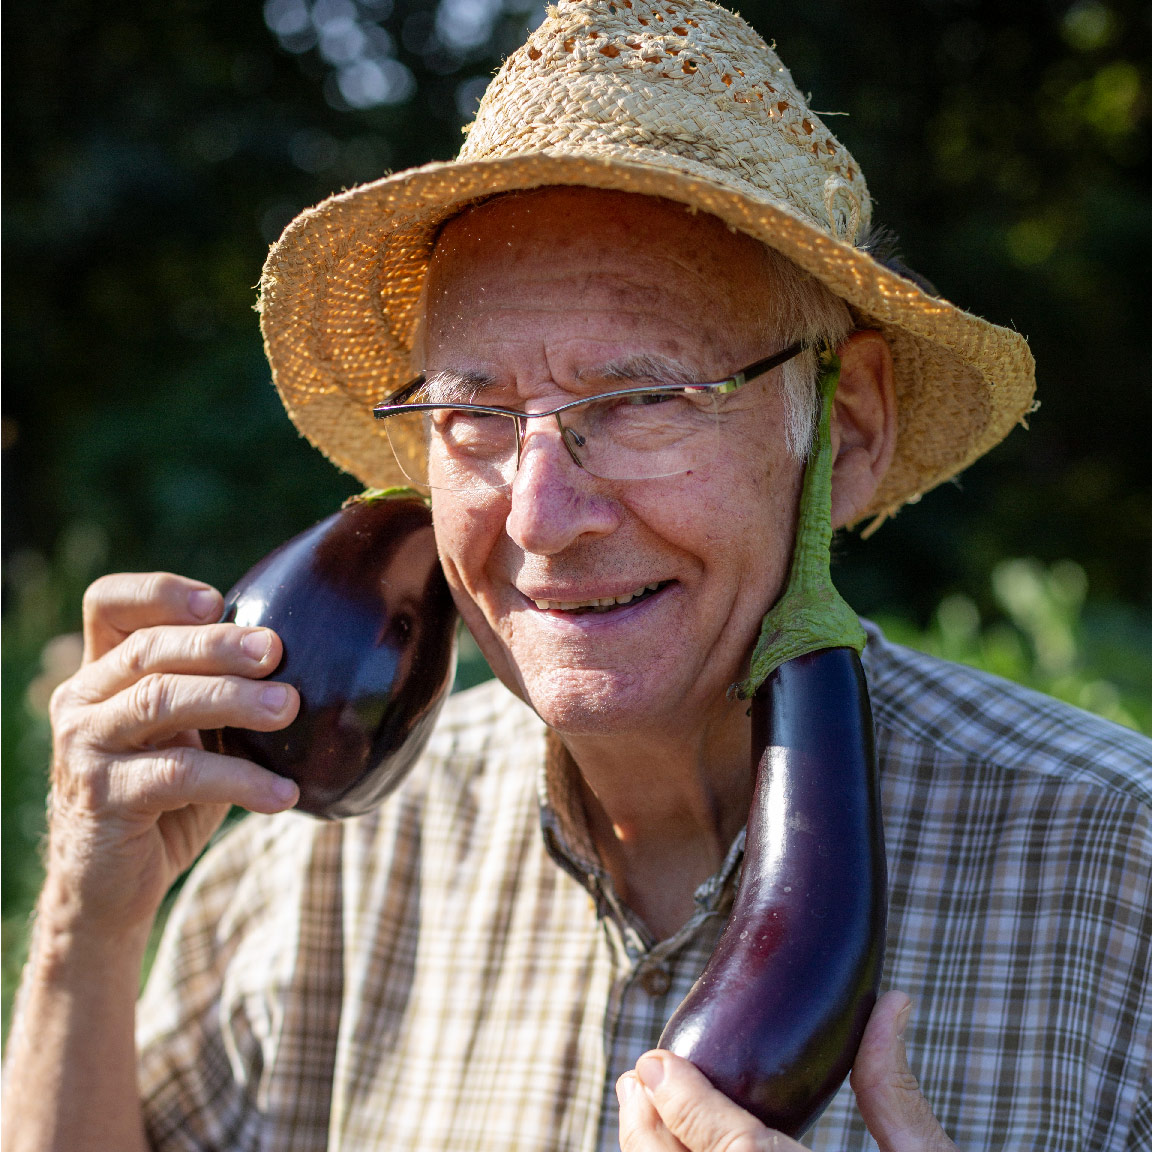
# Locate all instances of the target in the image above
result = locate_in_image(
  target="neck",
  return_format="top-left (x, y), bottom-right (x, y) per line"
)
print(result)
top-left (558, 708), bottom-right (752, 939)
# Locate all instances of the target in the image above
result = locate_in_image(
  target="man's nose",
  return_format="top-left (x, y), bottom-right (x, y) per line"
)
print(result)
top-left (504, 424), bottom-right (620, 555)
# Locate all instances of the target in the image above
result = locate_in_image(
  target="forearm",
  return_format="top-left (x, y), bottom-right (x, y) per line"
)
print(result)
top-left (2, 881), bottom-right (152, 1152)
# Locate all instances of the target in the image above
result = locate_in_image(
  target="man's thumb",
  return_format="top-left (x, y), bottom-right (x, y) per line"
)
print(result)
top-left (849, 991), bottom-right (958, 1152)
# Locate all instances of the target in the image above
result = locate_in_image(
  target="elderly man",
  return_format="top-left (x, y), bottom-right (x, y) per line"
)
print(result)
top-left (5, 1), bottom-right (1150, 1149)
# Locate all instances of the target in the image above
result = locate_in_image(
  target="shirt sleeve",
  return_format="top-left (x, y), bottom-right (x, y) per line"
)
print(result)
top-left (136, 812), bottom-right (344, 1152)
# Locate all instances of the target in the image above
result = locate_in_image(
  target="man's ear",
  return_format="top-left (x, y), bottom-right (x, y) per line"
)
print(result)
top-left (829, 330), bottom-right (896, 529)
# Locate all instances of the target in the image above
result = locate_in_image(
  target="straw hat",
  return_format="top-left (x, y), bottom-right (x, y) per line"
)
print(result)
top-left (259, 0), bottom-right (1035, 524)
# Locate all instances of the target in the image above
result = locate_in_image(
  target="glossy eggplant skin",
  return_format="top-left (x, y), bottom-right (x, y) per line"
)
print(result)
top-left (201, 496), bottom-right (458, 819)
top-left (659, 647), bottom-right (886, 1137)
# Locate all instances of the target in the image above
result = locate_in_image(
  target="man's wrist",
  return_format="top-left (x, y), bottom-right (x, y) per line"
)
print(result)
top-left (31, 875), bottom-right (154, 987)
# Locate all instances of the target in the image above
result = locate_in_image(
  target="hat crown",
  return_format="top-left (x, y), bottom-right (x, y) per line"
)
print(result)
top-left (460, 0), bottom-right (871, 243)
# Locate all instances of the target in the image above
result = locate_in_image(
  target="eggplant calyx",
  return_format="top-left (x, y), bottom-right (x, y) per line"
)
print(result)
top-left (343, 486), bottom-right (431, 509)
top-left (734, 348), bottom-right (866, 701)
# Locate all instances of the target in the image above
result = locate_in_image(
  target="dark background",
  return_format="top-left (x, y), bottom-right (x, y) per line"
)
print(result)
top-left (3, 0), bottom-right (1150, 956)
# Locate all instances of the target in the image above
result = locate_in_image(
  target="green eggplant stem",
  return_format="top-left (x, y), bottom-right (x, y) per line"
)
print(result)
top-left (734, 348), bottom-right (866, 701)
top-left (345, 486), bottom-right (431, 509)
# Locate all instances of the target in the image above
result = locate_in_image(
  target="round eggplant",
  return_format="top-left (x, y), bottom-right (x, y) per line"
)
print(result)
top-left (201, 493), bottom-right (458, 819)
top-left (659, 646), bottom-right (887, 1137)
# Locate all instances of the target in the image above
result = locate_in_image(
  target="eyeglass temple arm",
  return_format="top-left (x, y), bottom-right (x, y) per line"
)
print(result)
top-left (731, 341), bottom-right (807, 386)
top-left (381, 375), bottom-right (427, 407)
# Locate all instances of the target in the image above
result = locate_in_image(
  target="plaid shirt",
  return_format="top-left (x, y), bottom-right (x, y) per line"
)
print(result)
top-left (137, 624), bottom-right (1152, 1150)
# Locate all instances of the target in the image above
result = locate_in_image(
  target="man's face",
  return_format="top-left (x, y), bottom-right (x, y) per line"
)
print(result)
top-left (425, 188), bottom-right (805, 739)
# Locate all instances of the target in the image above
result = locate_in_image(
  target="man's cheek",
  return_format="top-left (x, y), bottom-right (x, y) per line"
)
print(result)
top-left (434, 537), bottom-right (526, 693)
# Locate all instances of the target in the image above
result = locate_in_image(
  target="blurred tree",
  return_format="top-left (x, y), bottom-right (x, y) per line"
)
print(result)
top-left (2, 0), bottom-right (1150, 936)
top-left (3, 0), bottom-right (1149, 610)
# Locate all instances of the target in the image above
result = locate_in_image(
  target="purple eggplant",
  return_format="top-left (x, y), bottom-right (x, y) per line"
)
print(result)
top-left (201, 493), bottom-right (458, 819)
top-left (658, 646), bottom-right (886, 1137)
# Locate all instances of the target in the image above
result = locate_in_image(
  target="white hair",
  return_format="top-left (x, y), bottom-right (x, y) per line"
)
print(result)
top-left (758, 245), bottom-right (855, 459)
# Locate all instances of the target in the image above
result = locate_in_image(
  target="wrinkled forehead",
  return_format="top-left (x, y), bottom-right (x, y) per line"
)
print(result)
top-left (429, 186), bottom-right (777, 287)
top-left (419, 187), bottom-right (783, 362)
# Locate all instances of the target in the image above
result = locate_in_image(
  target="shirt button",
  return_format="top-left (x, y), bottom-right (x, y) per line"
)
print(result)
top-left (640, 964), bottom-right (672, 996)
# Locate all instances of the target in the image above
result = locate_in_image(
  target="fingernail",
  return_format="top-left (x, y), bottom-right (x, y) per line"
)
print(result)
top-left (616, 1075), bottom-right (638, 1105)
top-left (261, 684), bottom-right (289, 711)
top-left (896, 1001), bottom-right (913, 1041)
top-left (189, 588), bottom-right (218, 620)
top-left (636, 1055), bottom-right (665, 1092)
top-left (271, 775), bottom-right (298, 804)
top-left (242, 630), bottom-right (273, 661)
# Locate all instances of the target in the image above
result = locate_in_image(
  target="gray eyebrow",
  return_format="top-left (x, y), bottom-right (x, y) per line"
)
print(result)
top-left (421, 356), bottom-right (703, 405)
top-left (420, 368), bottom-right (497, 404)
top-left (581, 354), bottom-right (700, 389)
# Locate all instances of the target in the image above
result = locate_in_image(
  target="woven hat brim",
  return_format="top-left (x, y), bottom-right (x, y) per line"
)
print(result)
top-left (260, 149), bottom-right (1036, 523)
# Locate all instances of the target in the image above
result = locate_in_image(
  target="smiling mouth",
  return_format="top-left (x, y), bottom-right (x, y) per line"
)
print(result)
top-left (531, 581), bottom-right (669, 614)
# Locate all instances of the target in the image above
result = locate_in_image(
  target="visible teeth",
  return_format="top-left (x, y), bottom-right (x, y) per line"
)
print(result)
top-left (532, 582), bottom-right (662, 612)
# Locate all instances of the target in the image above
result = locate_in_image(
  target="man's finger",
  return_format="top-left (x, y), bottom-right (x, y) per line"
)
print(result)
top-left (79, 672), bottom-right (299, 750)
top-left (51, 745), bottom-right (299, 819)
top-left (83, 573), bottom-right (223, 662)
top-left (625, 1051), bottom-right (800, 1152)
top-left (850, 992), bottom-right (958, 1152)
top-left (104, 746), bottom-right (299, 815)
top-left (617, 1071), bottom-right (686, 1151)
top-left (73, 624), bottom-right (282, 700)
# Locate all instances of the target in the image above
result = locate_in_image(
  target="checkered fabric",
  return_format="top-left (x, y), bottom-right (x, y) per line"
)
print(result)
top-left (137, 624), bottom-right (1152, 1150)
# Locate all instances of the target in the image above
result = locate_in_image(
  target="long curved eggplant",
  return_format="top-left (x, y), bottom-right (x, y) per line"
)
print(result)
top-left (201, 493), bottom-right (458, 819)
top-left (658, 348), bottom-right (886, 1137)
top-left (658, 646), bottom-right (886, 1136)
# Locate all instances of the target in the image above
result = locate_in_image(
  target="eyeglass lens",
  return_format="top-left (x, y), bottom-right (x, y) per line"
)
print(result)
top-left (383, 389), bottom-right (723, 492)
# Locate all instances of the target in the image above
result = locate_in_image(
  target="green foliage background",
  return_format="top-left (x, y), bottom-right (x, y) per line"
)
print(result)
top-left (3, 0), bottom-right (1151, 1032)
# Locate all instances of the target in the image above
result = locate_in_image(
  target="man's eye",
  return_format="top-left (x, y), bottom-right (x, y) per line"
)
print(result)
top-left (433, 409), bottom-right (498, 431)
top-left (621, 391), bottom-right (677, 407)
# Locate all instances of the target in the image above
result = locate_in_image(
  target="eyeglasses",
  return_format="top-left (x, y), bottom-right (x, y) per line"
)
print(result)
top-left (372, 342), bottom-right (806, 493)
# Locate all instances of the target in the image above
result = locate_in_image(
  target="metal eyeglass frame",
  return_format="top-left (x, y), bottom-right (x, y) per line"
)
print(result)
top-left (371, 341), bottom-right (807, 478)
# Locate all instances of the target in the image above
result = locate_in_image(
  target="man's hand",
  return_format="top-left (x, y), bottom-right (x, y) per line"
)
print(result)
top-left (45, 571), bottom-right (301, 934)
top-left (617, 992), bottom-right (958, 1151)
top-left (2, 572), bottom-right (300, 1152)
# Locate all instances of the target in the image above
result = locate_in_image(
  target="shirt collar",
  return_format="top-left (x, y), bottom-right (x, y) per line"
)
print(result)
top-left (536, 727), bottom-right (744, 930)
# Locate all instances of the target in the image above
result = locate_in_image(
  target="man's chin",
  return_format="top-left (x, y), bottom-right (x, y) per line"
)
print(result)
top-left (512, 666), bottom-right (658, 735)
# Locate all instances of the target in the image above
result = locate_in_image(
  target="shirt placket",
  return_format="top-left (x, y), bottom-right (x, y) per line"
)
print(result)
top-left (587, 846), bottom-right (744, 1152)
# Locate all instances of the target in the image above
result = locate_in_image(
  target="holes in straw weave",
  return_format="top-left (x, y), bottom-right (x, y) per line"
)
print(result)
top-left (672, 25), bottom-right (687, 34)
top-left (527, 45), bottom-right (542, 59)
top-left (721, 73), bottom-right (732, 85)
top-left (681, 58), bottom-right (696, 72)
top-left (600, 42), bottom-right (620, 56)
